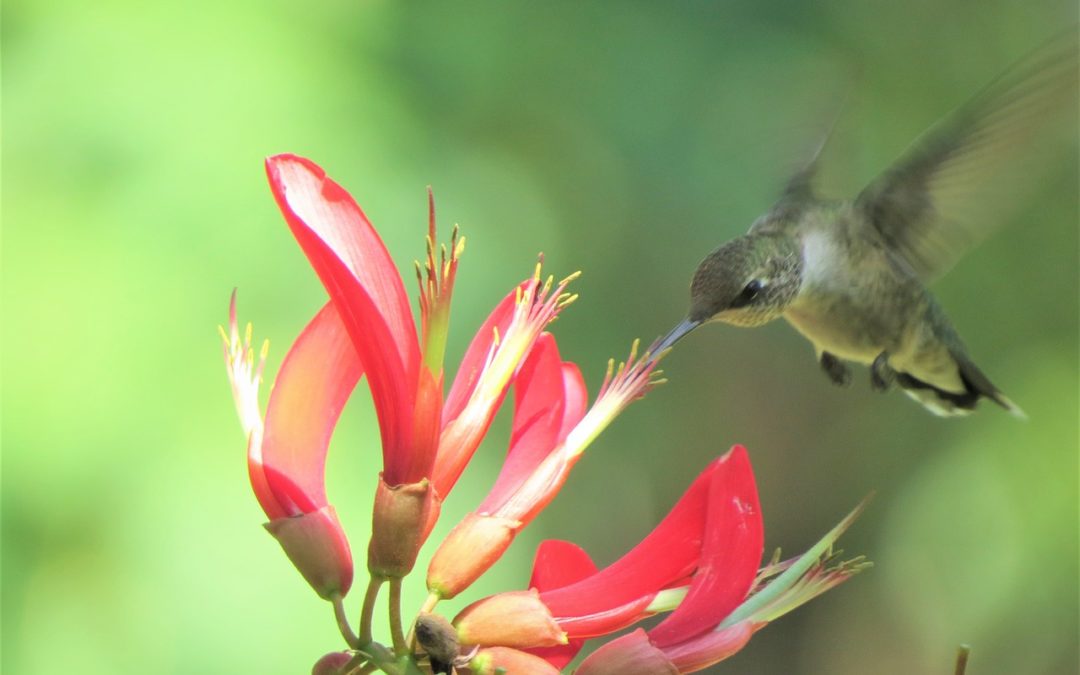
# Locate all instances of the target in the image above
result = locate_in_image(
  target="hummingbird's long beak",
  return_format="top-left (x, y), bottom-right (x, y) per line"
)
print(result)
top-left (651, 317), bottom-right (703, 355)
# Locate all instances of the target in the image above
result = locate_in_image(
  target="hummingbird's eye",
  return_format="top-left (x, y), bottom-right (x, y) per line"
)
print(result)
top-left (730, 279), bottom-right (763, 309)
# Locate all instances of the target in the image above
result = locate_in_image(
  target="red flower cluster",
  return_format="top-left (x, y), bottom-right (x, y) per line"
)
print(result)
top-left (222, 155), bottom-right (866, 674)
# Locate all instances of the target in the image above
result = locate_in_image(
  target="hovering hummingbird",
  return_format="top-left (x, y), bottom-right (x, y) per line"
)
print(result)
top-left (656, 34), bottom-right (1077, 416)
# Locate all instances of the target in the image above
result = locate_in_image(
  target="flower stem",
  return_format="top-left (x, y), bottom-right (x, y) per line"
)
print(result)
top-left (340, 652), bottom-right (370, 675)
top-left (404, 591), bottom-right (442, 651)
top-left (332, 593), bottom-right (360, 649)
top-left (342, 643), bottom-right (402, 675)
top-left (388, 577), bottom-right (408, 655)
top-left (359, 575), bottom-right (385, 646)
top-left (955, 644), bottom-right (971, 675)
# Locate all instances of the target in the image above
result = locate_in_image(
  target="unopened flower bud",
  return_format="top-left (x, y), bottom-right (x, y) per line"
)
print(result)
top-left (469, 647), bottom-right (561, 675)
top-left (311, 651), bottom-right (352, 675)
top-left (427, 512), bottom-right (520, 599)
top-left (454, 590), bottom-right (566, 649)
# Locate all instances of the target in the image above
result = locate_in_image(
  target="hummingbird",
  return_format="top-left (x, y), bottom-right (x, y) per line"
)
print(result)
top-left (656, 34), bottom-right (1077, 416)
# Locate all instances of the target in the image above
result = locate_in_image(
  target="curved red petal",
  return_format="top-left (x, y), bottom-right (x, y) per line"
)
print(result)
top-left (556, 362), bottom-right (587, 441)
top-left (265, 155), bottom-right (417, 367)
top-left (526, 540), bottom-right (599, 669)
top-left (648, 445), bottom-right (764, 647)
top-left (266, 155), bottom-right (422, 484)
top-left (261, 303), bottom-right (363, 515)
top-left (551, 594), bottom-right (658, 639)
top-left (529, 539), bottom-right (598, 591)
top-left (479, 334), bottom-right (568, 512)
top-left (442, 287), bottom-right (518, 425)
top-left (538, 457), bottom-right (727, 637)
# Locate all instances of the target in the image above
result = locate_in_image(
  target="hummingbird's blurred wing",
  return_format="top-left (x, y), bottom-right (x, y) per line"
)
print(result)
top-left (761, 86), bottom-right (855, 226)
top-left (854, 31), bottom-right (1078, 281)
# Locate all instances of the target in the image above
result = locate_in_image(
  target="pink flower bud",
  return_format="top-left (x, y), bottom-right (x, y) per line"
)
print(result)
top-left (311, 651), bottom-right (352, 675)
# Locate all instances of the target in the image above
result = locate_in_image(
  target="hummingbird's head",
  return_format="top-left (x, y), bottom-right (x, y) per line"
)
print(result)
top-left (654, 234), bottom-right (802, 352)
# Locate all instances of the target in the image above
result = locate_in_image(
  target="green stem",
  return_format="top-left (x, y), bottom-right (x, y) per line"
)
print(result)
top-left (405, 591), bottom-right (442, 651)
top-left (342, 643), bottom-right (403, 675)
top-left (332, 593), bottom-right (360, 649)
top-left (359, 575), bottom-right (385, 646)
top-left (955, 644), bottom-right (971, 675)
top-left (340, 652), bottom-right (369, 675)
top-left (388, 577), bottom-right (408, 655)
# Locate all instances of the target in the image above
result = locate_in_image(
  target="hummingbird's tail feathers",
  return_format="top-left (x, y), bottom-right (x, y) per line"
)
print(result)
top-left (955, 354), bottom-right (1026, 419)
top-left (895, 372), bottom-right (976, 417)
top-left (994, 393), bottom-right (1028, 421)
top-left (893, 355), bottom-right (1023, 418)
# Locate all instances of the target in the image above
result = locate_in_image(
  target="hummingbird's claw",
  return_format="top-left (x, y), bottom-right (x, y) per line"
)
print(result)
top-left (819, 351), bottom-right (853, 387)
top-left (870, 352), bottom-right (896, 392)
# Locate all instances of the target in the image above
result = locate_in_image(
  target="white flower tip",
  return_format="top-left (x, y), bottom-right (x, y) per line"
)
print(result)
top-left (220, 295), bottom-right (266, 439)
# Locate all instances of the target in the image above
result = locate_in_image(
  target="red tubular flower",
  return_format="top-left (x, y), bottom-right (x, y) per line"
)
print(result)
top-left (523, 540), bottom-right (598, 669)
top-left (427, 337), bottom-right (659, 600)
top-left (454, 447), bottom-right (759, 646)
top-left (434, 270), bottom-right (579, 501)
top-left (459, 539), bottom-right (601, 674)
top-left (263, 154), bottom-right (577, 578)
top-left (575, 497), bottom-right (870, 674)
top-left (229, 154), bottom-right (871, 671)
top-left (455, 446), bottom-right (867, 668)
top-left (222, 296), bottom-right (359, 599)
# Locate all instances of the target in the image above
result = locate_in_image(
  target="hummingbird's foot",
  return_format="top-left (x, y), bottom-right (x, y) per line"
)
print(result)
top-left (819, 351), bottom-right (852, 387)
top-left (870, 352), bottom-right (896, 392)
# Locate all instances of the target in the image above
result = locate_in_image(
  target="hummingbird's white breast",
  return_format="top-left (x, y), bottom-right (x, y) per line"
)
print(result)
top-left (784, 220), bottom-right (909, 364)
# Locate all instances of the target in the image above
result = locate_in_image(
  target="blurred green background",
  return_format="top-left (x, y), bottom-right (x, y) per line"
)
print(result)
top-left (3, 1), bottom-right (1077, 673)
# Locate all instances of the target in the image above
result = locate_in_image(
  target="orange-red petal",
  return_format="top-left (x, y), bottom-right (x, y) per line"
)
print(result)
top-left (260, 303), bottom-right (363, 516)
